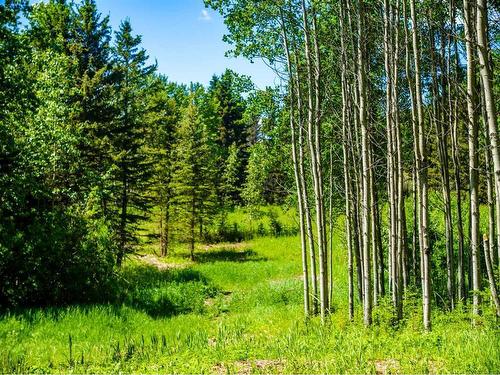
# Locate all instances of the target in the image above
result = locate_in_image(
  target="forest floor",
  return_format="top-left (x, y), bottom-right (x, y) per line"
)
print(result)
top-left (1, 211), bottom-right (499, 373)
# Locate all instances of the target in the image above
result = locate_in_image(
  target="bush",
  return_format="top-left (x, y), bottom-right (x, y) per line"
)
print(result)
top-left (0, 209), bottom-right (117, 308)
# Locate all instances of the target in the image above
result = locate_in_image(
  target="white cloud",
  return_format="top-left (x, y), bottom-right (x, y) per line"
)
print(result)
top-left (199, 9), bottom-right (212, 22)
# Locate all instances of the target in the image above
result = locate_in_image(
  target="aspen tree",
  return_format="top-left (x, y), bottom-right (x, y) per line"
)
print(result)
top-left (463, 0), bottom-right (481, 318)
top-left (476, 0), bottom-right (500, 268)
top-left (410, 0), bottom-right (431, 330)
top-left (356, 0), bottom-right (372, 326)
top-left (279, 9), bottom-right (310, 317)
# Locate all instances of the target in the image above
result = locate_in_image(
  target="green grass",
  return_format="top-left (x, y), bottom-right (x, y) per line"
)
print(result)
top-left (1, 223), bottom-right (499, 373)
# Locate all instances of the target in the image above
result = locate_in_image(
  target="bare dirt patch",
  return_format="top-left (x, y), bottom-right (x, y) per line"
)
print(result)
top-left (137, 254), bottom-right (188, 270)
top-left (203, 242), bottom-right (249, 251)
top-left (373, 359), bottom-right (400, 374)
top-left (212, 359), bottom-right (284, 374)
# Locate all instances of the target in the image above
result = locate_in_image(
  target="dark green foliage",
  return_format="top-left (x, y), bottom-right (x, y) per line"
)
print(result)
top-left (171, 98), bottom-right (218, 258)
top-left (110, 19), bottom-right (156, 266)
top-left (208, 69), bottom-right (250, 153)
top-left (205, 69), bottom-right (256, 205)
top-left (0, 211), bottom-right (116, 307)
top-left (0, 0), bottom-right (286, 309)
top-left (70, 0), bottom-right (115, 208)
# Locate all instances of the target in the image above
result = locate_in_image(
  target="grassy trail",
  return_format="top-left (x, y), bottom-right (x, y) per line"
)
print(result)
top-left (1, 233), bottom-right (499, 373)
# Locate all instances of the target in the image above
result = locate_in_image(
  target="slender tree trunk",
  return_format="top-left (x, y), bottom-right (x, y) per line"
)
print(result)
top-left (280, 10), bottom-right (310, 317)
top-left (301, 0), bottom-right (328, 320)
top-left (464, 0), bottom-right (481, 318)
top-left (370, 152), bottom-right (379, 306)
top-left (482, 86), bottom-right (497, 284)
top-left (476, 0), bottom-right (500, 269)
top-left (190, 194), bottom-right (196, 261)
top-left (410, 0), bottom-right (431, 330)
top-left (482, 235), bottom-right (500, 317)
top-left (384, 0), bottom-right (394, 301)
top-left (485, 120), bottom-right (497, 291)
top-left (340, 2), bottom-right (354, 318)
top-left (448, 0), bottom-right (466, 302)
top-left (312, 3), bottom-right (329, 314)
top-left (164, 199), bottom-right (170, 257)
top-left (357, 0), bottom-right (372, 326)
top-left (159, 207), bottom-right (164, 256)
top-left (329, 143), bottom-right (334, 308)
top-left (346, 0), bottom-right (365, 305)
top-left (392, 1), bottom-right (403, 318)
top-left (375, 189), bottom-right (385, 297)
top-left (428, 19), bottom-right (455, 310)
top-left (292, 46), bottom-right (319, 314)
top-left (404, 0), bottom-right (420, 287)
top-left (117, 173), bottom-right (128, 267)
top-left (384, 0), bottom-right (400, 316)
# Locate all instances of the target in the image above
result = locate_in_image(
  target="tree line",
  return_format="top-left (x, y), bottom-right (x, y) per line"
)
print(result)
top-left (207, 0), bottom-right (500, 329)
top-left (0, 0), bottom-right (288, 307)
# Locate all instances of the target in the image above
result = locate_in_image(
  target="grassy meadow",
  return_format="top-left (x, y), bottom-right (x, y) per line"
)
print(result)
top-left (0, 207), bottom-right (499, 373)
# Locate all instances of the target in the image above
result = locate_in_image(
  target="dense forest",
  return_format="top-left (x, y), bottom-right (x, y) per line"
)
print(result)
top-left (206, 0), bottom-right (500, 328)
top-left (1, 0), bottom-right (500, 373)
top-left (0, 0), bottom-right (289, 307)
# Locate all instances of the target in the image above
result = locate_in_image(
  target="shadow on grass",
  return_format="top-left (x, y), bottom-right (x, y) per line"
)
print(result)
top-left (1, 265), bottom-right (219, 320)
top-left (191, 248), bottom-right (267, 263)
top-left (118, 264), bottom-right (219, 318)
top-left (2, 245), bottom-right (268, 319)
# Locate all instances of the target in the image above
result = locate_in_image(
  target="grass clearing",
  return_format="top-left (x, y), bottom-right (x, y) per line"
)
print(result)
top-left (1, 230), bottom-right (499, 373)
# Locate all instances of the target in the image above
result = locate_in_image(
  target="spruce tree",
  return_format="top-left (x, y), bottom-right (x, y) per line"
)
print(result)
top-left (111, 19), bottom-right (155, 266)
top-left (221, 142), bottom-right (241, 207)
top-left (171, 97), bottom-right (217, 260)
top-left (70, 0), bottom-right (114, 212)
top-left (146, 75), bottom-right (179, 257)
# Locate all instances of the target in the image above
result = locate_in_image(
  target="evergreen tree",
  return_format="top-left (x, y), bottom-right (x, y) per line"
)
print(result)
top-left (171, 97), bottom-right (217, 260)
top-left (221, 143), bottom-right (241, 207)
top-left (241, 142), bottom-right (270, 208)
top-left (208, 69), bottom-right (249, 154)
top-left (70, 0), bottom-right (114, 212)
top-left (111, 19), bottom-right (156, 266)
top-left (206, 69), bottom-right (254, 204)
top-left (146, 75), bottom-right (179, 256)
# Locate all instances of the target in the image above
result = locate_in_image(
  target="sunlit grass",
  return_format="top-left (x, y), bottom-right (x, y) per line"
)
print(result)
top-left (1, 210), bottom-right (499, 373)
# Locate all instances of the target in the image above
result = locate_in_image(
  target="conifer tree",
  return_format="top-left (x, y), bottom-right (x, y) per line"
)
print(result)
top-left (111, 19), bottom-right (156, 266)
top-left (70, 0), bottom-right (114, 211)
top-left (171, 97), bottom-right (217, 260)
top-left (221, 143), bottom-right (241, 207)
top-left (146, 75), bottom-right (179, 257)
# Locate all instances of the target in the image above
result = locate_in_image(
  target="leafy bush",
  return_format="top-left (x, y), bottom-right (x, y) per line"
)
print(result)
top-left (0, 210), bottom-right (117, 308)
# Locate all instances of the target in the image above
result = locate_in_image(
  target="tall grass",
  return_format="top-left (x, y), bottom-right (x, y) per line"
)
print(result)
top-left (1, 216), bottom-right (499, 373)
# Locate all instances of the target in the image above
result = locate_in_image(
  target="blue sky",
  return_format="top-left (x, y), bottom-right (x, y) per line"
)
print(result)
top-left (94, 0), bottom-right (277, 88)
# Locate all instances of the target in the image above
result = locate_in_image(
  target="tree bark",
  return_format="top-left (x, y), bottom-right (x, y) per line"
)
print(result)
top-left (410, 0), bottom-right (431, 330)
top-left (280, 10), bottom-right (310, 317)
top-left (357, 0), bottom-right (372, 326)
top-left (340, 1), bottom-right (354, 318)
top-left (428, 18), bottom-right (454, 310)
top-left (301, 0), bottom-right (328, 320)
top-left (448, 0), bottom-right (466, 302)
top-left (464, 0), bottom-right (481, 318)
top-left (482, 235), bottom-right (500, 317)
top-left (476, 0), bottom-right (500, 269)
